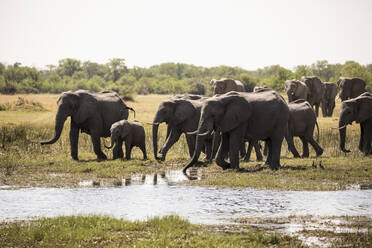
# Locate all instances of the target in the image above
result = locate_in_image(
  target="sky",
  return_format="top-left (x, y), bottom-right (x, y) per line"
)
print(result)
top-left (1, 0), bottom-right (371, 70)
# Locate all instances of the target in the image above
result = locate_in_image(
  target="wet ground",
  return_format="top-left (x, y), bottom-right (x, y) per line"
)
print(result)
top-left (1, 170), bottom-right (371, 247)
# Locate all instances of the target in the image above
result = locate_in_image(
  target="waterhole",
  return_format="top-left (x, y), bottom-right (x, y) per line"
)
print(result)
top-left (0, 170), bottom-right (371, 225)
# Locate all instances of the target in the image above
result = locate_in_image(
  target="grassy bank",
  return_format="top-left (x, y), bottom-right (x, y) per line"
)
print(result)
top-left (1, 215), bottom-right (371, 248)
top-left (0, 93), bottom-right (372, 190)
top-left (0, 215), bottom-right (303, 247)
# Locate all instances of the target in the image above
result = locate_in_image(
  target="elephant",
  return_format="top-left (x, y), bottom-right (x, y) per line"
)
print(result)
top-left (321, 82), bottom-right (338, 117)
top-left (183, 90), bottom-right (289, 172)
top-left (301, 76), bottom-right (324, 117)
top-left (337, 77), bottom-right (366, 101)
top-left (286, 99), bottom-right (323, 158)
top-left (41, 90), bottom-right (134, 160)
top-left (152, 95), bottom-right (214, 161)
top-left (339, 92), bottom-right (372, 155)
top-left (210, 78), bottom-right (245, 95)
top-left (285, 79), bottom-right (309, 102)
top-left (105, 120), bottom-right (147, 160)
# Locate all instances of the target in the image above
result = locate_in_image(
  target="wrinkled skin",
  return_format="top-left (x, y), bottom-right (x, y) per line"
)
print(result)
top-left (152, 95), bottom-right (214, 161)
top-left (339, 92), bottom-right (372, 155)
top-left (321, 82), bottom-right (338, 117)
top-left (41, 90), bottom-right (133, 160)
top-left (286, 99), bottom-right (323, 158)
top-left (105, 120), bottom-right (147, 160)
top-left (338, 77), bottom-right (366, 101)
top-left (210, 78), bottom-right (245, 95)
top-left (183, 90), bottom-right (289, 172)
top-left (301, 76), bottom-right (324, 117)
top-left (285, 80), bottom-right (309, 103)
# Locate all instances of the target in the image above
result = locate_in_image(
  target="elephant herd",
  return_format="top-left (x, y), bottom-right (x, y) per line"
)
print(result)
top-left (41, 76), bottom-right (371, 173)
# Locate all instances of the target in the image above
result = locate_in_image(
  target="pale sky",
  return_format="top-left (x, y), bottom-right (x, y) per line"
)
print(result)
top-left (1, 0), bottom-right (371, 70)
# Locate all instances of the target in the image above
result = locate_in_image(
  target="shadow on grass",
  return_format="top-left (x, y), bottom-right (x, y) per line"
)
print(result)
top-left (238, 164), bottom-right (308, 173)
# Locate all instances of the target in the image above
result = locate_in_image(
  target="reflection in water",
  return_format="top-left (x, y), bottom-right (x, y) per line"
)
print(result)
top-left (0, 170), bottom-right (371, 225)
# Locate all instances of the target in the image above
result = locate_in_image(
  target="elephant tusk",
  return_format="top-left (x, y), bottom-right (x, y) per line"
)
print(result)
top-left (331, 124), bottom-right (348, 130)
top-left (186, 130), bottom-right (198, 135)
top-left (197, 130), bottom-right (211, 136)
top-left (145, 122), bottom-right (160, 125)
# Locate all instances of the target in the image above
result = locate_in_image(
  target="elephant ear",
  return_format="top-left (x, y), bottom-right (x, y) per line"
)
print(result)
top-left (220, 96), bottom-right (251, 133)
top-left (73, 91), bottom-right (97, 123)
top-left (172, 99), bottom-right (196, 125)
top-left (356, 97), bottom-right (372, 123)
top-left (119, 121), bottom-right (131, 138)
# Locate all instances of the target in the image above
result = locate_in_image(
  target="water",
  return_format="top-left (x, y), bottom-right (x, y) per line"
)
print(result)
top-left (1, 170), bottom-right (372, 225)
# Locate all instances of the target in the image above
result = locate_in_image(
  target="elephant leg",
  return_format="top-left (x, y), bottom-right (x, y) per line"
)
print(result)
top-left (263, 141), bottom-right (268, 156)
top-left (362, 122), bottom-right (372, 155)
top-left (308, 136), bottom-right (323, 157)
top-left (314, 103), bottom-right (320, 117)
top-left (300, 136), bottom-right (309, 158)
top-left (185, 134), bottom-right (196, 158)
top-left (159, 129), bottom-right (182, 161)
top-left (285, 134), bottom-right (300, 158)
top-left (204, 137), bottom-right (213, 161)
top-left (91, 134), bottom-right (107, 160)
top-left (139, 142), bottom-right (147, 160)
top-left (113, 139), bottom-right (124, 159)
top-left (265, 138), bottom-right (272, 166)
top-left (124, 139), bottom-right (133, 160)
top-left (69, 122), bottom-right (79, 160)
top-left (321, 102), bottom-right (327, 117)
top-left (254, 141), bottom-right (263, 161)
top-left (269, 134), bottom-right (284, 170)
top-left (330, 101), bottom-right (335, 116)
top-left (216, 133), bottom-right (230, 169)
top-left (359, 124), bottom-right (364, 152)
top-left (240, 142), bottom-right (246, 158)
top-left (243, 141), bottom-right (253, 162)
top-left (229, 128), bottom-right (245, 170)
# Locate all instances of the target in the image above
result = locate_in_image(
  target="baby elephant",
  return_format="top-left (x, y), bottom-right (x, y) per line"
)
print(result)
top-left (105, 120), bottom-right (147, 160)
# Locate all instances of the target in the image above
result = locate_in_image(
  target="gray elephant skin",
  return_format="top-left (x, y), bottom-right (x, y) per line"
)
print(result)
top-left (285, 79), bottom-right (309, 102)
top-left (286, 99), bottom-right (323, 158)
top-left (210, 78), bottom-right (245, 95)
top-left (152, 94), bottom-right (214, 161)
top-left (338, 77), bottom-right (366, 101)
top-left (183, 90), bottom-right (289, 172)
top-left (321, 82), bottom-right (338, 117)
top-left (339, 92), bottom-right (372, 155)
top-left (41, 90), bottom-right (134, 160)
top-left (105, 120), bottom-right (147, 160)
top-left (301, 76), bottom-right (324, 117)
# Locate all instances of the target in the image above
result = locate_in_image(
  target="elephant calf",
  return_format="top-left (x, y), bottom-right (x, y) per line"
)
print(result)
top-left (286, 99), bottom-right (323, 158)
top-left (105, 120), bottom-right (147, 160)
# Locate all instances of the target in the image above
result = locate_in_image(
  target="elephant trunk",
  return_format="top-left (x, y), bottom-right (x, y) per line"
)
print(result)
top-left (41, 106), bottom-right (68, 145)
top-left (152, 123), bottom-right (160, 160)
top-left (339, 119), bottom-right (350, 153)
top-left (105, 134), bottom-right (115, 149)
top-left (182, 120), bottom-right (212, 173)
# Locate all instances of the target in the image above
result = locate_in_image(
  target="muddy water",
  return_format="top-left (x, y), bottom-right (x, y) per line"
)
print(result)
top-left (0, 170), bottom-right (372, 225)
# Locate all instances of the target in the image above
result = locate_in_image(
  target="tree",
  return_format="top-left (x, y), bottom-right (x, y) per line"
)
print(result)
top-left (341, 61), bottom-right (367, 81)
top-left (58, 58), bottom-right (82, 77)
top-left (106, 58), bottom-right (128, 82)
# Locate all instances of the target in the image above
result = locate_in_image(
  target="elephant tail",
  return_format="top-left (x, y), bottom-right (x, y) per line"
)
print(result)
top-left (315, 121), bottom-right (320, 142)
top-left (126, 107), bottom-right (136, 119)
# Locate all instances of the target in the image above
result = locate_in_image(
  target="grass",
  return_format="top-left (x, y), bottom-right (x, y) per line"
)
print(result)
top-left (0, 215), bottom-right (304, 248)
top-left (0, 93), bottom-right (372, 190)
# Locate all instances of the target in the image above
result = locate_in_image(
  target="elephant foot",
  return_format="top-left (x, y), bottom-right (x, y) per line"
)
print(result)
top-left (269, 163), bottom-right (280, 171)
top-left (243, 158), bottom-right (250, 162)
top-left (157, 153), bottom-right (166, 161)
top-left (256, 157), bottom-right (263, 162)
top-left (71, 156), bottom-right (79, 161)
top-left (97, 153), bottom-right (107, 161)
top-left (316, 149), bottom-right (324, 157)
top-left (301, 154), bottom-right (309, 158)
top-left (293, 154), bottom-right (300, 158)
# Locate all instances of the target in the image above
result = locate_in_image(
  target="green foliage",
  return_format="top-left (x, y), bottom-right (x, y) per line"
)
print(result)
top-left (1, 59), bottom-right (372, 95)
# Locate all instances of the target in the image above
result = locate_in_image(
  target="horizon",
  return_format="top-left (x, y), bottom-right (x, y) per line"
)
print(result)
top-left (1, 0), bottom-right (372, 71)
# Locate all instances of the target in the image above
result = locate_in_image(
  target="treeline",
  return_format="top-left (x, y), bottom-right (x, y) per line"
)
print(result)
top-left (1, 59), bottom-right (372, 96)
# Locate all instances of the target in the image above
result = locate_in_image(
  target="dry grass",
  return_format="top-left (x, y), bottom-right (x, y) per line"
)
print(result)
top-left (0, 93), bottom-right (371, 190)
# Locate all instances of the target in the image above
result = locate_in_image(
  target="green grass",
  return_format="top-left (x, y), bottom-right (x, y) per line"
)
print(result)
top-left (0, 93), bottom-right (372, 190)
top-left (0, 215), bottom-right (303, 248)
